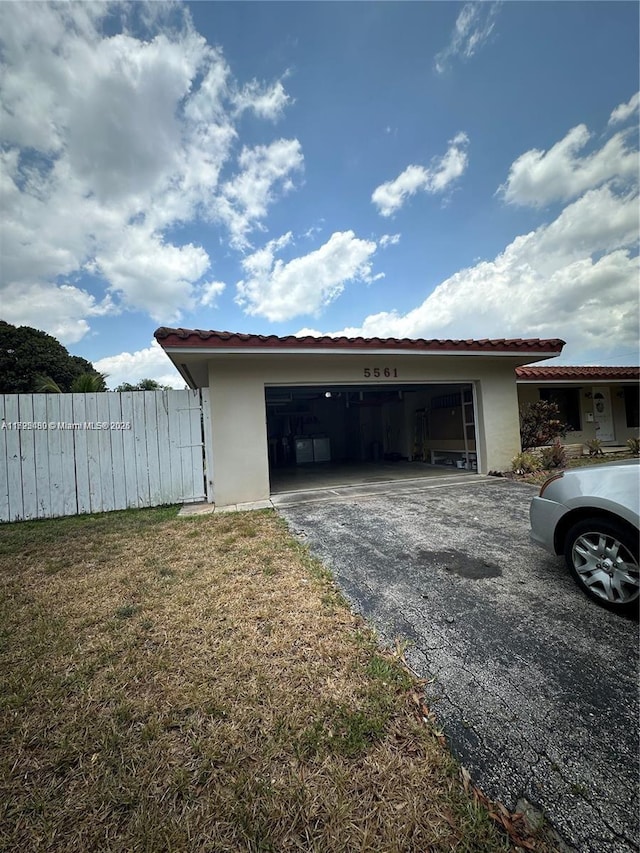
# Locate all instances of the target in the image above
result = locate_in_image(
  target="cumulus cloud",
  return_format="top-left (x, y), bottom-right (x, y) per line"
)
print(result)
top-left (94, 340), bottom-right (185, 390)
top-left (317, 183), bottom-right (639, 362)
top-left (0, 2), bottom-right (298, 339)
top-left (434, 2), bottom-right (501, 74)
top-left (236, 231), bottom-right (380, 321)
top-left (232, 78), bottom-right (291, 120)
top-left (379, 234), bottom-right (401, 248)
top-left (216, 139), bottom-right (304, 249)
top-left (92, 227), bottom-right (211, 322)
top-left (372, 133), bottom-right (469, 217)
top-left (499, 124), bottom-right (638, 207)
top-left (608, 92), bottom-right (640, 126)
top-left (200, 281), bottom-right (226, 307)
top-left (0, 282), bottom-right (116, 345)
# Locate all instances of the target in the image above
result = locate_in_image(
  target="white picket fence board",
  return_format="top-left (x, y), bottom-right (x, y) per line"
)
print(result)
top-left (32, 394), bottom-right (50, 518)
top-left (119, 393), bottom-right (139, 509)
top-left (0, 389), bottom-right (210, 522)
top-left (155, 391), bottom-right (172, 502)
top-left (17, 395), bottom-right (37, 519)
top-left (72, 394), bottom-right (91, 516)
top-left (0, 411), bottom-right (8, 523)
top-left (4, 396), bottom-right (22, 522)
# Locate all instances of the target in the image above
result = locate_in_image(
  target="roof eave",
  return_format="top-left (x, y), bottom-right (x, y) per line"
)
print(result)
top-left (159, 345), bottom-right (562, 358)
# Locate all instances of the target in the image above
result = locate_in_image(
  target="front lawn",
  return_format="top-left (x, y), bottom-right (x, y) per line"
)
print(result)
top-left (0, 506), bottom-right (526, 852)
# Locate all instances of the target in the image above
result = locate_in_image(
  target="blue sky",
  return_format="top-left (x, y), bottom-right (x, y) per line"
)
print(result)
top-left (1, 1), bottom-right (638, 388)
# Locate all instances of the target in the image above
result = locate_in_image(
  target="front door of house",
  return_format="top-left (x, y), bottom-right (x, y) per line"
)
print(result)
top-left (592, 387), bottom-right (615, 442)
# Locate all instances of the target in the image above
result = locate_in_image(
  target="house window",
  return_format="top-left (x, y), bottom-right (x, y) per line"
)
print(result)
top-left (539, 388), bottom-right (581, 431)
top-left (624, 386), bottom-right (639, 428)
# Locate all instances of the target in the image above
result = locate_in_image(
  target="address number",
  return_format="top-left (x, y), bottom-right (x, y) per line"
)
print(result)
top-left (364, 367), bottom-right (398, 378)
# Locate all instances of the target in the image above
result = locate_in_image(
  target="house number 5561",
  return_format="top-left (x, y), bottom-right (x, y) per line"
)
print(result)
top-left (364, 367), bottom-right (398, 378)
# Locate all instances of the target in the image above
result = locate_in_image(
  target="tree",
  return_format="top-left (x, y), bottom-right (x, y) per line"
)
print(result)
top-left (35, 372), bottom-right (109, 393)
top-left (0, 320), bottom-right (104, 394)
top-left (115, 379), bottom-right (171, 391)
top-left (520, 400), bottom-right (569, 450)
top-left (70, 373), bottom-right (108, 392)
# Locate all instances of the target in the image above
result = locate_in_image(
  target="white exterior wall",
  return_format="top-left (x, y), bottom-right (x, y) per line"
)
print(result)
top-left (207, 371), bottom-right (270, 507)
top-left (206, 353), bottom-right (526, 507)
top-left (517, 382), bottom-right (639, 445)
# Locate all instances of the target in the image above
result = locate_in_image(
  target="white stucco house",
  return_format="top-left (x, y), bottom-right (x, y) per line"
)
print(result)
top-left (155, 328), bottom-right (566, 508)
top-left (516, 365), bottom-right (640, 446)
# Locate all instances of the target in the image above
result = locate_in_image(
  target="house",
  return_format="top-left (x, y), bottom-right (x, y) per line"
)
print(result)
top-left (516, 366), bottom-right (640, 447)
top-left (155, 328), bottom-right (565, 508)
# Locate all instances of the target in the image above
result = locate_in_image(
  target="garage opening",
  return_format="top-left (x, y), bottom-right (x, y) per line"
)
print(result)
top-left (265, 383), bottom-right (478, 494)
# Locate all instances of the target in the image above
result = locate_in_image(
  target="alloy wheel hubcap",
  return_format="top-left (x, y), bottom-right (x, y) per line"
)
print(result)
top-left (572, 532), bottom-right (640, 604)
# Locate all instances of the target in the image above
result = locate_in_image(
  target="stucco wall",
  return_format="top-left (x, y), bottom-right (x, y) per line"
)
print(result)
top-left (517, 383), bottom-right (638, 445)
top-left (205, 353), bottom-right (529, 506)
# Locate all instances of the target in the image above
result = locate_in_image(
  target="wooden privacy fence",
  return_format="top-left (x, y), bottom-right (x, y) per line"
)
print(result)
top-left (0, 389), bottom-right (212, 523)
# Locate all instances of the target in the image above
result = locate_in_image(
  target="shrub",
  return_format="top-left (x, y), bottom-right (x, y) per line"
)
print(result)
top-left (540, 438), bottom-right (567, 469)
top-left (627, 437), bottom-right (640, 456)
top-left (585, 438), bottom-right (604, 457)
top-left (519, 400), bottom-right (568, 450)
top-left (511, 451), bottom-right (542, 474)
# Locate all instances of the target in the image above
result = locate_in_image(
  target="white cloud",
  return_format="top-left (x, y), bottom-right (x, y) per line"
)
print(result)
top-left (315, 184), bottom-right (639, 363)
top-left (499, 124), bottom-right (638, 207)
top-left (236, 231), bottom-right (379, 321)
top-left (608, 92), bottom-right (640, 126)
top-left (232, 78), bottom-right (291, 120)
top-left (93, 227), bottom-right (211, 322)
top-left (94, 340), bottom-right (185, 390)
top-left (372, 133), bottom-right (469, 217)
top-left (434, 3), bottom-right (500, 74)
top-left (380, 233), bottom-right (401, 248)
top-left (303, 223), bottom-right (324, 240)
top-left (0, 2), bottom-right (296, 339)
top-left (0, 282), bottom-right (116, 345)
top-left (217, 139), bottom-right (304, 248)
top-left (200, 280), bottom-right (226, 307)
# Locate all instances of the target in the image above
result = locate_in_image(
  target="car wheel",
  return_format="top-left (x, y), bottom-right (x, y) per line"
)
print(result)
top-left (564, 517), bottom-right (639, 611)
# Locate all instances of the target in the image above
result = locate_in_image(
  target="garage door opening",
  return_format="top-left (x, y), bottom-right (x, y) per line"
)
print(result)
top-left (265, 383), bottom-right (478, 494)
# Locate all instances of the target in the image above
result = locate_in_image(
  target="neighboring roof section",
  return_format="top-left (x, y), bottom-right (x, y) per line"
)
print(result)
top-left (516, 366), bottom-right (640, 382)
top-left (155, 327), bottom-right (565, 354)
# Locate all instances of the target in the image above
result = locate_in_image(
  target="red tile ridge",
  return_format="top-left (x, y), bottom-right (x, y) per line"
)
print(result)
top-left (516, 365), bottom-right (639, 380)
top-left (154, 327), bottom-right (565, 354)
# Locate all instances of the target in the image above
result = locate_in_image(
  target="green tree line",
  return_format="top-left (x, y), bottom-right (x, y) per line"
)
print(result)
top-left (0, 321), bottom-right (170, 394)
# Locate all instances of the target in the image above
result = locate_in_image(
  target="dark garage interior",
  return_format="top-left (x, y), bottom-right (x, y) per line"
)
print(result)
top-left (265, 383), bottom-right (477, 492)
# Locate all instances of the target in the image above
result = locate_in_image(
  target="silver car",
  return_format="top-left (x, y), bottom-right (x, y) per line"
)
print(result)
top-left (530, 459), bottom-right (640, 611)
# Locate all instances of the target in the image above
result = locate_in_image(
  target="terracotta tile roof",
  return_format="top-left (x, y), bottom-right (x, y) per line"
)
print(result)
top-left (516, 366), bottom-right (639, 381)
top-left (155, 327), bottom-right (565, 354)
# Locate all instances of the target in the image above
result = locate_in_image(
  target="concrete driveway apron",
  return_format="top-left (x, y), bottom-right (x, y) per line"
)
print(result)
top-left (277, 477), bottom-right (639, 853)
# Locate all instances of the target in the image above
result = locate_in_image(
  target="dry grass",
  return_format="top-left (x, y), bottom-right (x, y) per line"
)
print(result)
top-left (0, 506), bottom-right (516, 852)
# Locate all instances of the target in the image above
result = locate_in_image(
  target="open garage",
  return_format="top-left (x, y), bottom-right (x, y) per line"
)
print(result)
top-left (155, 328), bottom-right (564, 509)
top-left (265, 382), bottom-right (477, 493)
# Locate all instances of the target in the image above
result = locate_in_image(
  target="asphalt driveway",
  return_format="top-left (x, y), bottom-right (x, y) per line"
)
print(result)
top-left (277, 476), bottom-right (639, 853)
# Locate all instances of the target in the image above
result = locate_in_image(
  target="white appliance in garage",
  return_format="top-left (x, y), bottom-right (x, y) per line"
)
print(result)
top-left (294, 437), bottom-right (314, 463)
top-left (294, 436), bottom-right (331, 463)
top-left (312, 437), bottom-right (331, 462)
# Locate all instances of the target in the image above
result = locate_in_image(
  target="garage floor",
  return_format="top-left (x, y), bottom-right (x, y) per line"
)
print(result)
top-left (269, 460), bottom-right (474, 494)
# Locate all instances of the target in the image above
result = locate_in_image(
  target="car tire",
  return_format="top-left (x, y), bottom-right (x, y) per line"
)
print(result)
top-left (564, 517), bottom-right (640, 612)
